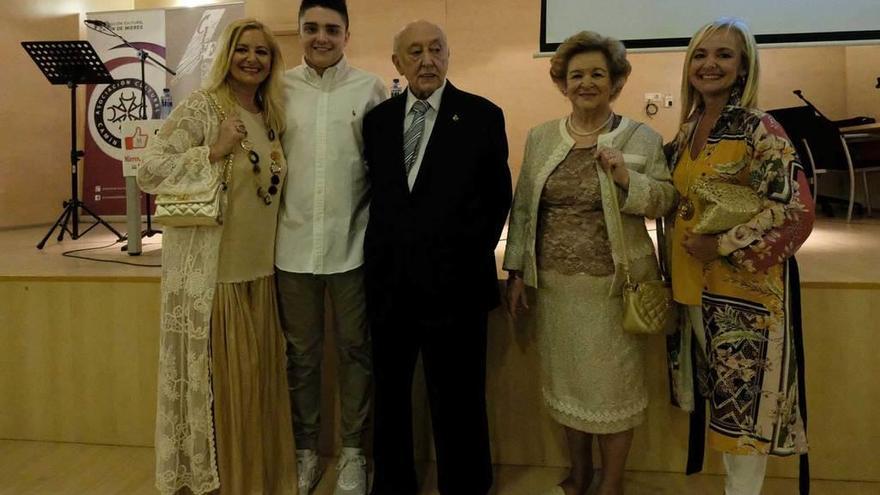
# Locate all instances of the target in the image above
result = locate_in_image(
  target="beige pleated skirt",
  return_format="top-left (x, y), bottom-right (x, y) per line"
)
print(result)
top-left (210, 275), bottom-right (296, 494)
top-left (536, 269), bottom-right (648, 434)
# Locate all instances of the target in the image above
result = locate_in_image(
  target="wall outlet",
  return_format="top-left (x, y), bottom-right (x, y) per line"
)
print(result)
top-left (664, 95), bottom-right (674, 108)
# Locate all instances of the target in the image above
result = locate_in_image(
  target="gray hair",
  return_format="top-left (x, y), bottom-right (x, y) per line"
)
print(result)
top-left (392, 20), bottom-right (447, 55)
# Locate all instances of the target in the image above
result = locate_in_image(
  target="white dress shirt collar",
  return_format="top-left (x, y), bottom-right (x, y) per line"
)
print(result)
top-left (302, 54), bottom-right (351, 84)
top-left (405, 79), bottom-right (446, 114)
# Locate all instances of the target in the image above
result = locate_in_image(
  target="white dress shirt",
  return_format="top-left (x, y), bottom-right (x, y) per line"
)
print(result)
top-left (276, 56), bottom-right (387, 274)
top-left (404, 81), bottom-right (446, 190)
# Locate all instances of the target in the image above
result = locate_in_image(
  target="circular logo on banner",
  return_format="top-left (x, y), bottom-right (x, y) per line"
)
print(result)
top-left (92, 78), bottom-right (161, 151)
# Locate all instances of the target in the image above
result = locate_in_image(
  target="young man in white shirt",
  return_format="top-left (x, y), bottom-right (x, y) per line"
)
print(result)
top-left (275, 1), bottom-right (386, 494)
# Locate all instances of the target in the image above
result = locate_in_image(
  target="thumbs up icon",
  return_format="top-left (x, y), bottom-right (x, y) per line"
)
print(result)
top-left (125, 126), bottom-right (149, 150)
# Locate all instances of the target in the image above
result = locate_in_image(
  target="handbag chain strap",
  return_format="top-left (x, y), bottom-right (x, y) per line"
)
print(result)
top-left (608, 181), bottom-right (673, 286)
top-left (604, 158), bottom-right (635, 288)
top-left (603, 122), bottom-right (673, 287)
top-left (202, 91), bottom-right (233, 189)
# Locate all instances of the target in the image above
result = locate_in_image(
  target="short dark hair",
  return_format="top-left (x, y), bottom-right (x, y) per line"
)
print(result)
top-left (298, 0), bottom-right (349, 29)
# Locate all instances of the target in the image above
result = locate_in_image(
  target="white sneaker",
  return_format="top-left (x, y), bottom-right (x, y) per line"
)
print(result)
top-left (296, 449), bottom-right (321, 494)
top-left (334, 447), bottom-right (367, 495)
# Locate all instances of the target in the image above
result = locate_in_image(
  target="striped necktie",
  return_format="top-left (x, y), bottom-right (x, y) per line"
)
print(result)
top-left (403, 100), bottom-right (430, 175)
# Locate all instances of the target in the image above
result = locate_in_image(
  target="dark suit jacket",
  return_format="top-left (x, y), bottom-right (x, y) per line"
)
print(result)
top-left (362, 82), bottom-right (512, 321)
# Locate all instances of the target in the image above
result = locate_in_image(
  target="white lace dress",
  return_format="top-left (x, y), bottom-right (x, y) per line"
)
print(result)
top-left (138, 91), bottom-right (294, 494)
top-left (535, 148), bottom-right (648, 434)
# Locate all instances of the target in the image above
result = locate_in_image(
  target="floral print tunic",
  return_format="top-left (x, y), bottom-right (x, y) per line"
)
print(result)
top-left (665, 103), bottom-right (814, 456)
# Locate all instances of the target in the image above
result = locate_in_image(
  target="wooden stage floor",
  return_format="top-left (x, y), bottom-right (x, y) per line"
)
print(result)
top-left (2, 217), bottom-right (879, 286)
top-left (1, 439), bottom-right (878, 495)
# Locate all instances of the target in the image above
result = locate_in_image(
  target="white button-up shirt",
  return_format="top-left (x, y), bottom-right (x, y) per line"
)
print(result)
top-left (404, 81), bottom-right (446, 190)
top-left (276, 56), bottom-right (387, 274)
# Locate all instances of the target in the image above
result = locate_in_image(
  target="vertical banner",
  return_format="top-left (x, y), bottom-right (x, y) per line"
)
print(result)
top-left (85, 10), bottom-right (166, 215)
top-left (120, 120), bottom-right (163, 178)
top-left (166, 5), bottom-right (245, 106)
top-left (120, 119), bottom-right (164, 254)
top-left (83, 4), bottom-right (245, 216)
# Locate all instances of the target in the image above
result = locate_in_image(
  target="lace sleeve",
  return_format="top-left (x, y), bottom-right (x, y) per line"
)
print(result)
top-left (137, 91), bottom-right (222, 197)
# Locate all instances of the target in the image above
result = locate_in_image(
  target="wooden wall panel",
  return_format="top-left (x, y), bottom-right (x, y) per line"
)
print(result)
top-left (2, 279), bottom-right (878, 482)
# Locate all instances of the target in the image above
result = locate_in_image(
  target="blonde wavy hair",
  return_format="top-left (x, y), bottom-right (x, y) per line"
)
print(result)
top-left (204, 18), bottom-right (286, 133)
top-left (679, 17), bottom-right (760, 123)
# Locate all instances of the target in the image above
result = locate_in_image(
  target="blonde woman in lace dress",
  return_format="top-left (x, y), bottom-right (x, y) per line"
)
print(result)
top-left (503, 31), bottom-right (675, 495)
top-left (138, 19), bottom-right (295, 495)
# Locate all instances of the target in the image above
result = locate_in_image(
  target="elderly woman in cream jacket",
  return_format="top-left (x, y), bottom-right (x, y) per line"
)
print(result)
top-left (503, 31), bottom-right (675, 495)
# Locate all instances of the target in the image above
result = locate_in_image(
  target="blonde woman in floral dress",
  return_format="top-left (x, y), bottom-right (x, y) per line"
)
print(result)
top-left (665, 17), bottom-right (814, 495)
top-left (138, 19), bottom-right (295, 495)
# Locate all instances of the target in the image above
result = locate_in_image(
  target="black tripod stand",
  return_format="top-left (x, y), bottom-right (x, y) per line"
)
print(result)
top-left (22, 41), bottom-right (124, 250)
top-left (87, 20), bottom-right (177, 239)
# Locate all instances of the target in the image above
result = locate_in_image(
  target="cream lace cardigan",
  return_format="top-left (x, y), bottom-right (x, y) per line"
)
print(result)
top-left (503, 117), bottom-right (676, 291)
top-left (137, 90), bottom-right (227, 495)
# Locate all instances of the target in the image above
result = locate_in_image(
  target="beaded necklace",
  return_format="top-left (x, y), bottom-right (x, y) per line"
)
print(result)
top-left (217, 95), bottom-right (283, 206)
top-left (238, 126), bottom-right (282, 205)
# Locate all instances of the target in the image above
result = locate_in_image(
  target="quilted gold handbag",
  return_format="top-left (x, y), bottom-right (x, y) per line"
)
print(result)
top-left (153, 91), bottom-right (232, 227)
top-left (690, 177), bottom-right (762, 234)
top-left (605, 167), bottom-right (677, 336)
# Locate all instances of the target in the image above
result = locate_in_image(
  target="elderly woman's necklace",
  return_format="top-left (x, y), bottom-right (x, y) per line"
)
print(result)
top-left (567, 112), bottom-right (614, 137)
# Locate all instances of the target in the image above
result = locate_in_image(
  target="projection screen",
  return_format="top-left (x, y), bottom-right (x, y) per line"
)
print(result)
top-left (541, 0), bottom-right (880, 52)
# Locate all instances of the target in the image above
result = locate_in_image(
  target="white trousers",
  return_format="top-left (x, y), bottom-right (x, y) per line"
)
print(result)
top-left (687, 305), bottom-right (769, 495)
top-left (723, 452), bottom-right (769, 495)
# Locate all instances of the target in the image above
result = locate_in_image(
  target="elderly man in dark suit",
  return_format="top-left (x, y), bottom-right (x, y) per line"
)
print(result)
top-left (361, 19), bottom-right (512, 495)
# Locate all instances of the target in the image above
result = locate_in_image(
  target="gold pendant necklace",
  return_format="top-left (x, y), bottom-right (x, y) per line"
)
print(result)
top-left (677, 114), bottom-right (703, 221)
top-left (678, 195), bottom-right (695, 221)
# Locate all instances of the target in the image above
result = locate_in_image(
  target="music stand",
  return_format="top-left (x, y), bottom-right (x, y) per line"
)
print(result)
top-left (22, 40), bottom-right (124, 249)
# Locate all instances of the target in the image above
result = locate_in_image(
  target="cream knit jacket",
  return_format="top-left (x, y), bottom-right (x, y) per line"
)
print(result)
top-left (503, 116), bottom-right (677, 292)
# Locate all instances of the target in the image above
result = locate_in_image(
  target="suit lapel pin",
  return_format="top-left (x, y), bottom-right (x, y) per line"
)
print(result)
top-left (452, 114), bottom-right (460, 122)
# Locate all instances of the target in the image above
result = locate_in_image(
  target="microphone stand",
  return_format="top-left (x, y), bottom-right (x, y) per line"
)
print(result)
top-left (792, 89), bottom-right (831, 121)
top-left (87, 21), bottom-right (177, 240)
top-left (793, 89), bottom-right (875, 128)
